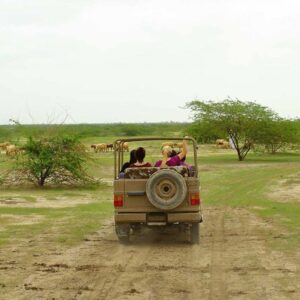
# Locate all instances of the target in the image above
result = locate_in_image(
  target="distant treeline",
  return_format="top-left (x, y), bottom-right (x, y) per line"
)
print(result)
top-left (0, 122), bottom-right (190, 141)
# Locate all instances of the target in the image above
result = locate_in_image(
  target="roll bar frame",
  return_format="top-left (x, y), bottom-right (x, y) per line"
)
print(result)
top-left (113, 137), bottom-right (198, 179)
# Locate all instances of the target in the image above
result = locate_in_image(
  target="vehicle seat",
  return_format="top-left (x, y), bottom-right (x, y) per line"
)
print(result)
top-left (124, 166), bottom-right (189, 179)
top-left (124, 167), bottom-right (160, 179)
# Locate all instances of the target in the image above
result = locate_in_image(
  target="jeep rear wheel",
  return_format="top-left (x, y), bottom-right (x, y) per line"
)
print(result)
top-left (115, 224), bottom-right (130, 243)
top-left (146, 169), bottom-right (187, 210)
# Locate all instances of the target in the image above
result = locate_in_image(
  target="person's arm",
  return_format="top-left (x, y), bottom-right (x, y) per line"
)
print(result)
top-left (178, 137), bottom-right (188, 160)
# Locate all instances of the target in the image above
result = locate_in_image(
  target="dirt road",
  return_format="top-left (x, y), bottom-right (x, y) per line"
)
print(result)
top-left (2, 206), bottom-right (300, 300)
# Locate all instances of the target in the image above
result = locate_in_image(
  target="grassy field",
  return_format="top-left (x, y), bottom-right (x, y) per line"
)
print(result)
top-left (199, 150), bottom-right (300, 250)
top-left (0, 136), bottom-right (300, 299)
top-left (0, 137), bottom-right (299, 252)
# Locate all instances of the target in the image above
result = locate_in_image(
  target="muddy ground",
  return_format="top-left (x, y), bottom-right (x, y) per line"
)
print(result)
top-left (1, 205), bottom-right (299, 300)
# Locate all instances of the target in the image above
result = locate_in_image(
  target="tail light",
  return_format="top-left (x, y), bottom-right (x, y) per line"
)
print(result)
top-left (190, 193), bottom-right (200, 206)
top-left (114, 194), bottom-right (123, 207)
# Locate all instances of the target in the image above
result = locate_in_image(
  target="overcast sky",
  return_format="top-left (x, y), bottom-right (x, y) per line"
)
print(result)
top-left (1, 0), bottom-right (300, 124)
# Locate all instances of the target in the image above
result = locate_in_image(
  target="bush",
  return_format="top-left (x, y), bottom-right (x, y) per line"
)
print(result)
top-left (14, 135), bottom-right (94, 186)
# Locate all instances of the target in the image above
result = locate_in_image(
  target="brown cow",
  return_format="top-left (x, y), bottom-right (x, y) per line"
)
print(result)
top-left (6, 145), bottom-right (19, 156)
top-left (216, 139), bottom-right (230, 149)
top-left (115, 142), bottom-right (129, 152)
top-left (107, 144), bottom-right (113, 151)
top-left (122, 142), bottom-right (129, 152)
top-left (0, 142), bottom-right (10, 151)
top-left (91, 143), bottom-right (108, 153)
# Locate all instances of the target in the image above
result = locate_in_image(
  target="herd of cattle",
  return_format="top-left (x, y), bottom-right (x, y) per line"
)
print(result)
top-left (161, 142), bottom-right (184, 150)
top-left (89, 141), bottom-right (186, 153)
top-left (0, 141), bottom-right (131, 156)
top-left (90, 142), bottom-right (129, 152)
top-left (0, 139), bottom-right (234, 156)
top-left (90, 140), bottom-right (234, 152)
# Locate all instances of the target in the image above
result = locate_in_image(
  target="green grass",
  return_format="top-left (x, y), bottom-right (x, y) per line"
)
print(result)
top-left (51, 202), bottom-right (113, 245)
top-left (0, 181), bottom-right (113, 246)
top-left (0, 200), bottom-right (113, 246)
top-left (0, 141), bottom-right (299, 251)
top-left (199, 152), bottom-right (300, 249)
top-left (0, 123), bottom-right (188, 142)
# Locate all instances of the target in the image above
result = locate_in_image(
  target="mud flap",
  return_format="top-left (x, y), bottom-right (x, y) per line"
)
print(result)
top-left (177, 223), bottom-right (200, 243)
top-left (191, 223), bottom-right (200, 244)
top-left (115, 224), bottom-right (130, 243)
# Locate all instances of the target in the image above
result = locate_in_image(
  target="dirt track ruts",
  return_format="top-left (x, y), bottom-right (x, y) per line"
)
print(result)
top-left (2, 206), bottom-right (300, 300)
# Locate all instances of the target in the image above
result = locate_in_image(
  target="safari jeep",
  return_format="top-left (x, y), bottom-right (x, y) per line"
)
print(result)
top-left (113, 137), bottom-right (203, 244)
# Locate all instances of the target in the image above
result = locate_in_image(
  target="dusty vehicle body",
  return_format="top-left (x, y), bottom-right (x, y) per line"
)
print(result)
top-left (113, 137), bottom-right (203, 243)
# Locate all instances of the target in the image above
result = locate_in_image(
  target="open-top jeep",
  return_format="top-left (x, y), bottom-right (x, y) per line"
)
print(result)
top-left (113, 137), bottom-right (203, 243)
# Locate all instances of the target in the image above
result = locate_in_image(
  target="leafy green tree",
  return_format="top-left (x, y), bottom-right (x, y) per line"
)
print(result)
top-left (256, 119), bottom-right (300, 153)
top-left (17, 135), bottom-right (92, 186)
top-left (186, 98), bottom-right (278, 161)
top-left (187, 121), bottom-right (222, 143)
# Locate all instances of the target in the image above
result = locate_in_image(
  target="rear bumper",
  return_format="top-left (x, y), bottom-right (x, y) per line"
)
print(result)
top-left (115, 212), bottom-right (202, 224)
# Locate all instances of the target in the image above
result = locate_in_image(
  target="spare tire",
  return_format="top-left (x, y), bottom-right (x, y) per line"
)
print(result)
top-left (146, 169), bottom-right (187, 210)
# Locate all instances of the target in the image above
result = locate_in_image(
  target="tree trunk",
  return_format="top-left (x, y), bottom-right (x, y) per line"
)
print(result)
top-left (236, 148), bottom-right (244, 161)
top-left (38, 171), bottom-right (46, 186)
top-left (38, 178), bottom-right (45, 186)
top-left (229, 134), bottom-right (244, 161)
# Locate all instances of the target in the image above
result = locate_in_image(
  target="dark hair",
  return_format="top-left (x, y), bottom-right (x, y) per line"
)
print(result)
top-left (170, 150), bottom-right (177, 157)
top-left (135, 147), bottom-right (146, 162)
top-left (129, 149), bottom-right (137, 164)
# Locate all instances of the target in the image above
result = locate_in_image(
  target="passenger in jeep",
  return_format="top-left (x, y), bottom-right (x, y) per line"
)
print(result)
top-left (170, 149), bottom-right (188, 166)
top-left (130, 147), bottom-right (152, 167)
top-left (170, 150), bottom-right (188, 166)
top-left (179, 154), bottom-right (189, 167)
top-left (155, 138), bottom-right (188, 167)
top-left (121, 149), bottom-right (137, 173)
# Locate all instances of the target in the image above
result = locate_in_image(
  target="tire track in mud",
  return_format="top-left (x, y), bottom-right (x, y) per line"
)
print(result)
top-left (3, 207), bottom-right (300, 300)
top-left (219, 207), bottom-right (300, 300)
top-left (87, 242), bottom-right (152, 299)
top-left (209, 209), bottom-right (227, 300)
top-left (86, 228), bottom-right (203, 299)
top-left (84, 215), bottom-right (213, 300)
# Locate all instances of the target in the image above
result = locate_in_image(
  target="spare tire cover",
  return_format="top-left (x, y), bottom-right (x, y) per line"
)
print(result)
top-left (146, 169), bottom-right (187, 210)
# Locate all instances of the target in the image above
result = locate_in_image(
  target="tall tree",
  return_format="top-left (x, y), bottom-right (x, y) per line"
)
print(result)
top-left (186, 98), bottom-right (278, 161)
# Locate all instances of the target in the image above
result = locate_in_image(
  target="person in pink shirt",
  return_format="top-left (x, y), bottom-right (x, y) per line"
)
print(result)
top-left (130, 147), bottom-right (152, 168)
top-left (155, 138), bottom-right (188, 168)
